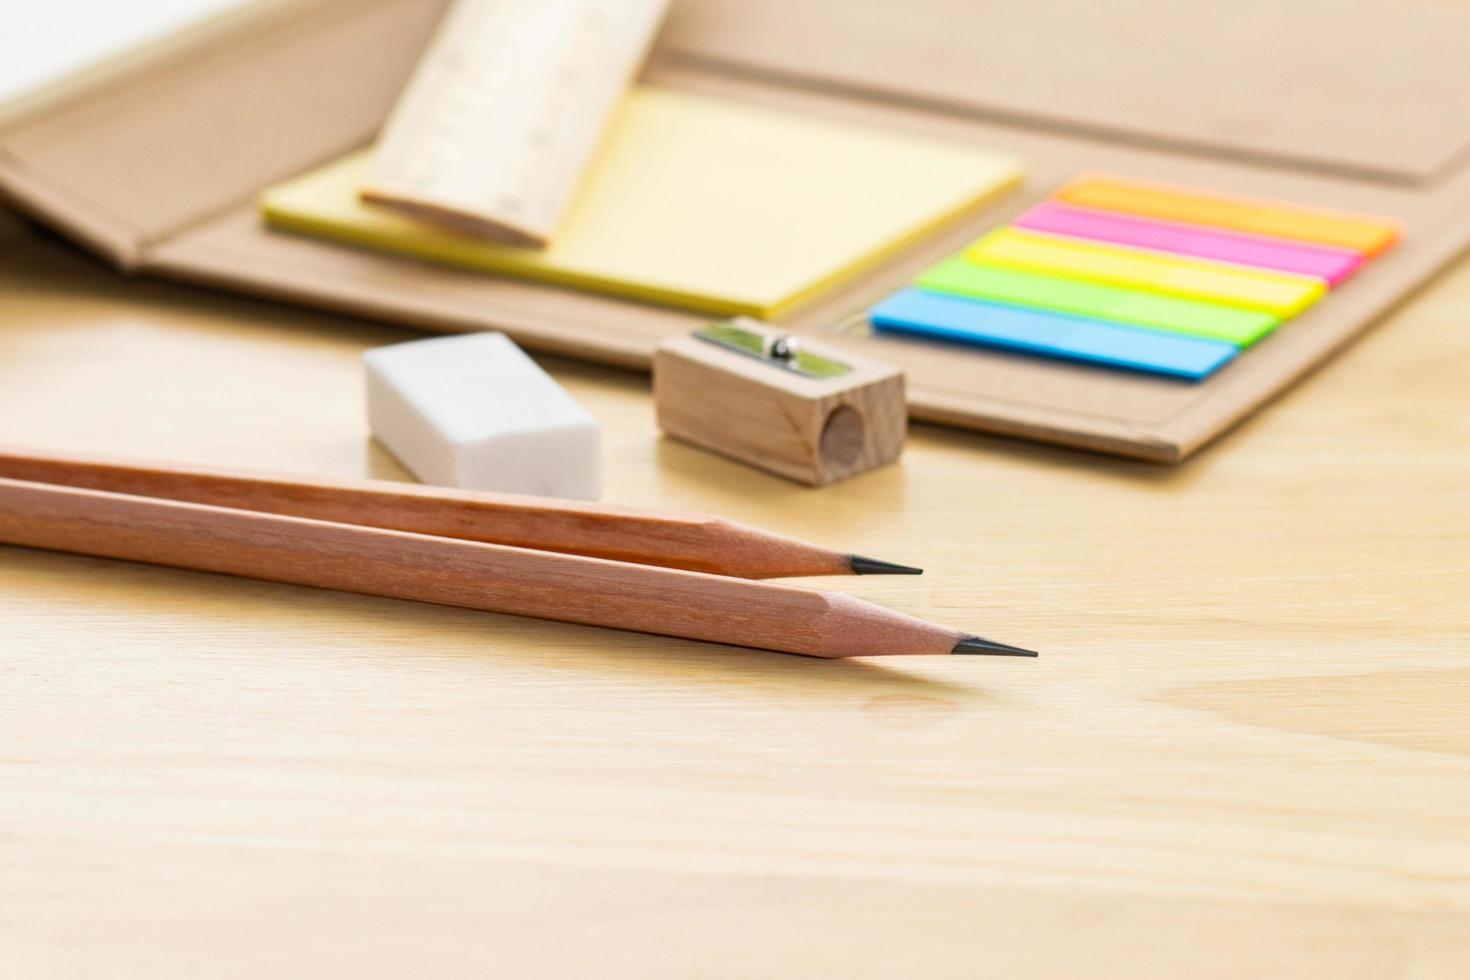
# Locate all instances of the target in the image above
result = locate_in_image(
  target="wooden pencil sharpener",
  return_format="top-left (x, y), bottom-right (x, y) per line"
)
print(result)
top-left (654, 318), bottom-right (906, 486)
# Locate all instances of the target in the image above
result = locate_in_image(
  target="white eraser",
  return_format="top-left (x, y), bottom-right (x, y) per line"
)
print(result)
top-left (365, 333), bottom-right (601, 500)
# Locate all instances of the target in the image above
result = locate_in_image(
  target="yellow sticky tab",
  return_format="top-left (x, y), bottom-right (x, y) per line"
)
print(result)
top-left (1057, 175), bottom-right (1401, 257)
top-left (965, 228), bottom-right (1325, 317)
top-left (260, 86), bottom-right (1023, 319)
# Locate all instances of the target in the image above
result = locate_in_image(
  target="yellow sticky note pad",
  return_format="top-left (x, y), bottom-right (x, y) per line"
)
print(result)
top-left (260, 87), bottom-right (1023, 318)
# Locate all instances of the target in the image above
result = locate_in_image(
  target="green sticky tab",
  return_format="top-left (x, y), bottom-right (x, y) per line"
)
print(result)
top-left (916, 255), bottom-right (1279, 347)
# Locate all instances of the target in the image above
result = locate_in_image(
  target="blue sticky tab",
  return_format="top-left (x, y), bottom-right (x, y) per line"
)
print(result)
top-left (869, 288), bottom-right (1237, 380)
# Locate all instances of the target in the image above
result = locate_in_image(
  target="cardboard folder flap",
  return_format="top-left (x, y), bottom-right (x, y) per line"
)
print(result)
top-left (662, 0), bottom-right (1470, 184)
top-left (0, 0), bottom-right (444, 263)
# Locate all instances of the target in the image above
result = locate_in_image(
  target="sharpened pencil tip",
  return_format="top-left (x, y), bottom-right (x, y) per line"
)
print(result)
top-left (848, 554), bottom-right (924, 576)
top-left (952, 634), bottom-right (1039, 657)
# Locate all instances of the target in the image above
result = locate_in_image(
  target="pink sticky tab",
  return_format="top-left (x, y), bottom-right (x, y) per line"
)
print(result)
top-left (1015, 202), bottom-right (1363, 285)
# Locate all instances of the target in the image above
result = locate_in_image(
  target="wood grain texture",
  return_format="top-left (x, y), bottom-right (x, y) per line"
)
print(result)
top-left (1, 236), bottom-right (1469, 977)
top-left (0, 445), bottom-right (862, 578)
top-left (654, 326), bottom-right (906, 485)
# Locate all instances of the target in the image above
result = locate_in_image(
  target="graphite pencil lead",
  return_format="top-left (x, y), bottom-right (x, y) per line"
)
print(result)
top-left (952, 634), bottom-right (1039, 657)
top-left (847, 554), bottom-right (924, 576)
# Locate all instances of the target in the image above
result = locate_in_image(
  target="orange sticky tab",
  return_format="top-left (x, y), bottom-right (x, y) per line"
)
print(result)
top-left (1056, 175), bottom-right (1401, 257)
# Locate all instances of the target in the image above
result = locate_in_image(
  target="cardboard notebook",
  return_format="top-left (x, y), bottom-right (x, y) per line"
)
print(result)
top-left (5, 0), bottom-right (1470, 462)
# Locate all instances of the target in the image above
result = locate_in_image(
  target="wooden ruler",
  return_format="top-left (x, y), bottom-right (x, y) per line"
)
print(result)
top-left (360, 0), bottom-right (669, 247)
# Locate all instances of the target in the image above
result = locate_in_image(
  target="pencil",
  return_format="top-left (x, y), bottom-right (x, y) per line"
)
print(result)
top-left (0, 446), bottom-right (920, 579)
top-left (0, 476), bottom-right (1034, 658)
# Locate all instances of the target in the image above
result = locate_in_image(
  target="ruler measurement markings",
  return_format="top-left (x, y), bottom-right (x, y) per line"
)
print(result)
top-left (362, 0), bottom-right (669, 246)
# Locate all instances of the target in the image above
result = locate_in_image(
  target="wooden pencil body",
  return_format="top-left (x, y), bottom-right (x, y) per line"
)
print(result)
top-left (0, 447), bottom-right (851, 579)
top-left (0, 477), bottom-right (955, 658)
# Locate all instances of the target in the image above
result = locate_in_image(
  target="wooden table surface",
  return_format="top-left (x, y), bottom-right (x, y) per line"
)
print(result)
top-left (3, 217), bottom-right (1468, 978)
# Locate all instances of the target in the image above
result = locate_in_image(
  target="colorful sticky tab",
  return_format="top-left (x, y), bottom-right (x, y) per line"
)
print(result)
top-left (1056, 175), bottom-right (1401, 257)
top-left (864, 171), bottom-right (1401, 380)
top-left (917, 255), bottom-right (1279, 347)
top-left (870, 288), bottom-right (1236, 379)
top-left (1014, 202), bottom-right (1364, 285)
top-left (965, 227), bottom-right (1326, 317)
